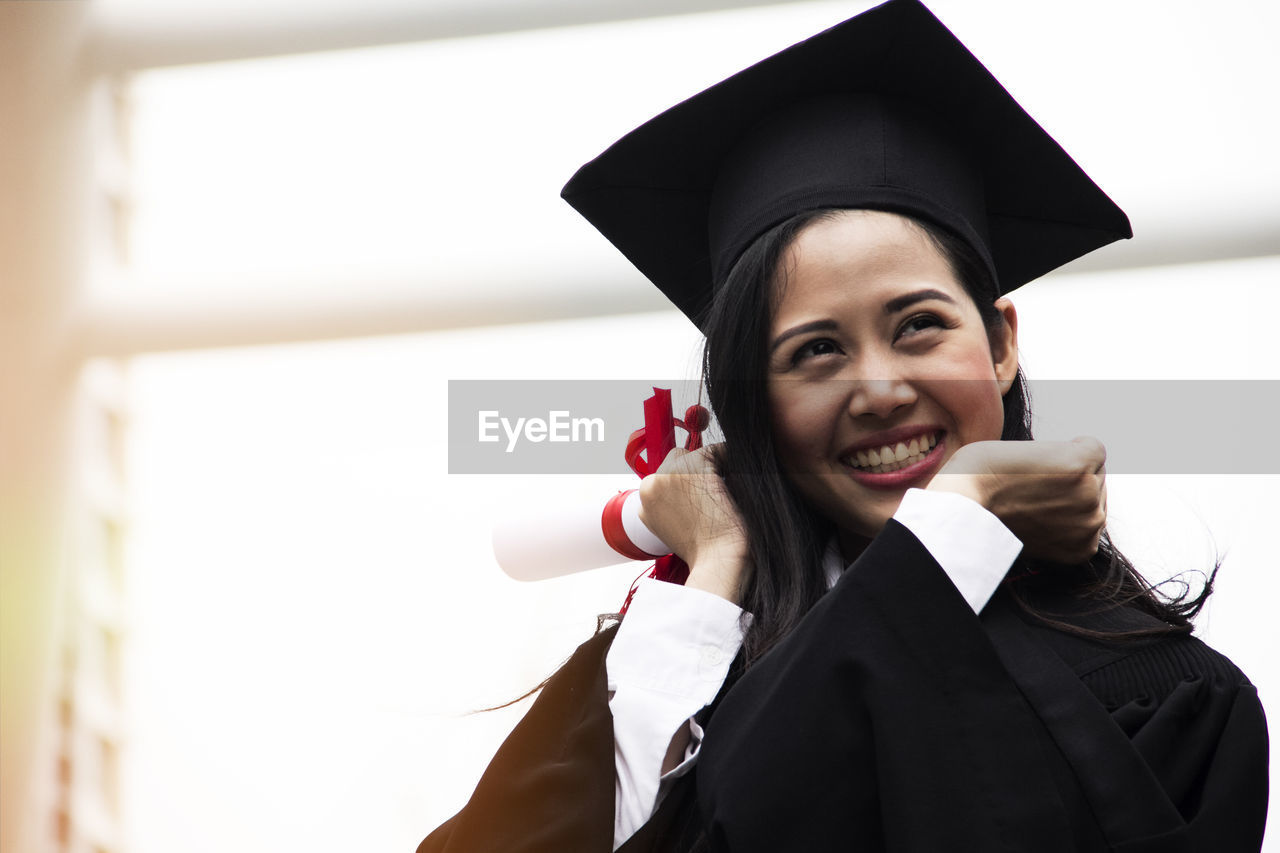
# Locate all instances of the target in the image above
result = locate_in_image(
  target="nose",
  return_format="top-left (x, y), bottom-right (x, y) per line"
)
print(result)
top-left (844, 356), bottom-right (916, 420)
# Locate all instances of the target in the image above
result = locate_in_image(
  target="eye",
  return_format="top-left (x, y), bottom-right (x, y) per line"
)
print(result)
top-left (896, 313), bottom-right (944, 339)
top-left (792, 337), bottom-right (841, 363)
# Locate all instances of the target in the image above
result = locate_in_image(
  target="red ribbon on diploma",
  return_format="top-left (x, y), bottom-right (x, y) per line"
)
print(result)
top-left (610, 388), bottom-right (709, 615)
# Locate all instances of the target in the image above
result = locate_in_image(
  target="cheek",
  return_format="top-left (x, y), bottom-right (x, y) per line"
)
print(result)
top-left (925, 342), bottom-right (1008, 442)
top-left (933, 370), bottom-right (1006, 440)
top-left (957, 387), bottom-right (1006, 442)
top-left (767, 382), bottom-right (843, 471)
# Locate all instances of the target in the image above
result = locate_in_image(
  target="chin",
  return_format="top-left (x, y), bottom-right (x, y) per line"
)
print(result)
top-left (804, 480), bottom-right (904, 544)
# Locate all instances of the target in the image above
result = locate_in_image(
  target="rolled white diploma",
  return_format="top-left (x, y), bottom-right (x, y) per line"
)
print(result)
top-left (492, 490), bottom-right (671, 581)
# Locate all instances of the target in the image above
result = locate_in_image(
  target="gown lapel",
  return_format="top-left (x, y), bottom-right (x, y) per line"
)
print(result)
top-left (983, 595), bottom-right (1190, 852)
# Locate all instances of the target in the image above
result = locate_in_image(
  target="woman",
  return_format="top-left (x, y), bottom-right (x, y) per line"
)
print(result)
top-left (419, 1), bottom-right (1268, 850)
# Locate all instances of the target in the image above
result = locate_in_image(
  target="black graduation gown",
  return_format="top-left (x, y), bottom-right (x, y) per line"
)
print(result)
top-left (417, 520), bottom-right (1268, 852)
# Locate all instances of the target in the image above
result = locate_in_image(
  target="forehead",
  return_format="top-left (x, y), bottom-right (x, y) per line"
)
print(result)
top-left (771, 210), bottom-right (968, 323)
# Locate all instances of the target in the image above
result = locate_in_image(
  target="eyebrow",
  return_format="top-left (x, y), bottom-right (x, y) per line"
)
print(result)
top-left (883, 288), bottom-right (957, 314)
top-left (769, 289), bottom-right (958, 355)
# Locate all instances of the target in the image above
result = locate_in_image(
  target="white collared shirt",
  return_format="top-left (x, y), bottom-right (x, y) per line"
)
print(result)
top-left (606, 487), bottom-right (1024, 850)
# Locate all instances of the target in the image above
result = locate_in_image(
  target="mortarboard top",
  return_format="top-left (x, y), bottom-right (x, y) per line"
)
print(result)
top-left (561, 0), bottom-right (1131, 329)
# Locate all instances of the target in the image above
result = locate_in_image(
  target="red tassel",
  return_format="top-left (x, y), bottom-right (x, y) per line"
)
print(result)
top-left (615, 391), bottom-right (707, 615)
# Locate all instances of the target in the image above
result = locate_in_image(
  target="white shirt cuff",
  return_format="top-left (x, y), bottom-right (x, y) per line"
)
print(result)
top-left (892, 487), bottom-right (1024, 613)
top-left (608, 578), bottom-right (745, 695)
top-left (607, 579), bottom-right (745, 849)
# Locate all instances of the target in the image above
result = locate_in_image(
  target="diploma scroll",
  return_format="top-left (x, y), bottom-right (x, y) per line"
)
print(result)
top-left (491, 490), bottom-right (670, 581)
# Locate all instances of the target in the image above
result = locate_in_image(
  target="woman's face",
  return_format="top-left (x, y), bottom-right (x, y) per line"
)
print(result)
top-left (766, 210), bottom-right (1018, 543)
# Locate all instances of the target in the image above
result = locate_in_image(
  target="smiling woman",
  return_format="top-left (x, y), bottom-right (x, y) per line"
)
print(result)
top-left (415, 1), bottom-right (1269, 851)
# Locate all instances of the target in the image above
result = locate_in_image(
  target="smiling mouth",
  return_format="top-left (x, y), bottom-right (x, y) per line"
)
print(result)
top-left (842, 431), bottom-right (940, 473)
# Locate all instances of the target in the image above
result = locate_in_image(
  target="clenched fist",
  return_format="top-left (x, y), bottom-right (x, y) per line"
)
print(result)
top-left (928, 437), bottom-right (1108, 564)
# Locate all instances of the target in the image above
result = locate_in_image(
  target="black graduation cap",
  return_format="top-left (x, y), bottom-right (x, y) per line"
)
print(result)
top-left (561, 0), bottom-right (1131, 328)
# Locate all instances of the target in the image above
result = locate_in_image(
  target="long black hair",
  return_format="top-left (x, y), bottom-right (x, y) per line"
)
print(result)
top-left (700, 209), bottom-right (1213, 666)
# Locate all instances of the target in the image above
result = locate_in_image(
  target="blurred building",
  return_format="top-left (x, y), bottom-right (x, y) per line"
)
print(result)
top-left (49, 360), bottom-right (130, 853)
top-left (6, 46), bottom-right (135, 849)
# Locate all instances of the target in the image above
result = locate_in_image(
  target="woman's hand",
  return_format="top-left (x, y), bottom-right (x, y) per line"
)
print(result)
top-left (927, 437), bottom-right (1107, 564)
top-left (637, 444), bottom-right (751, 604)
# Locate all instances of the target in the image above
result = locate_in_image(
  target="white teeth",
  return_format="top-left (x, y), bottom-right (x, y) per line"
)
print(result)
top-left (844, 431), bottom-right (940, 472)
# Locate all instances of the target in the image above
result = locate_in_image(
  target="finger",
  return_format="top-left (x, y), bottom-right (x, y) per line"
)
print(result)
top-left (1087, 529), bottom-right (1104, 560)
top-left (681, 446), bottom-right (725, 475)
top-left (1070, 435), bottom-right (1107, 473)
top-left (701, 442), bottom-right (734, 477)
top-left (653, 447), bottom-right (690, 475)
top-left (701, 441), bottom-right (728, 462)
top-left (658, 444), bottom-right (725, 478)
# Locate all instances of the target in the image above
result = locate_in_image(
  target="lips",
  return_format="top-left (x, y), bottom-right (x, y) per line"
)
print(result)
top-left (841, 430), bottom-right (941, 474)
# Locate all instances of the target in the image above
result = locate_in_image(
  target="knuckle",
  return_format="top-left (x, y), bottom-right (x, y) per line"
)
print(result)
top-left (1072, 434), bottom-right (1102, 452)
top-left (656, 450), bottom-right (695, 477)
top-left (1070, 436), bottom-right (1106, 467)
top-left (638, 473), bottom-right (661, 503)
